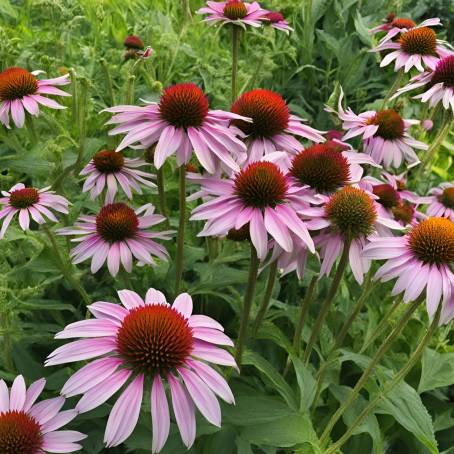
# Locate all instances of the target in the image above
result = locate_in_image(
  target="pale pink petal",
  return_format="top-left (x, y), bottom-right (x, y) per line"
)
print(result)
top-left (172, 293), bottom-right (193, 318)
top-left (117, 289), bottom-right (145, 309)
top-left (151, 375), bottom-right (170, 453)
top-left (9, 375), bottom-right (26, 410)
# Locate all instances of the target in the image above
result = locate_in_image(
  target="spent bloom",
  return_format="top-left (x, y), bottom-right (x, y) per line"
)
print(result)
top-left (0, 183), bottom-right (69, 238)
top-left (0, 67), bottom-right (70, 128)
top-left (427, 183), bottom-right (454, 221)
top-left (0, 375), bottom-right (86, 453)
top-left (263, 11), bottom-right (293, 33)
top-left (57, 203), bottom-right (172, 276)
top-left (190, 160), bottom-right (315, 260)
top-left (363, 217), bottom-right (454, 324)
top-left (372, 21), bottom-right (451, 72)
top-left (327, 89), bottom-right (428, 168)
top-left (231, 89), bottom-right (325, 163)
top-left (197, 0), bottom-right (269, 28)
top-left (46, 289), bottom-right (236, 452)
top-left (103, 82), bottom-right (249, 174)
top-left (392, 55), bottom-right (454, 113)
top-left (81, 149), bottom-right (156, 204)
top-left (299, 186), bottom-right (403, 284)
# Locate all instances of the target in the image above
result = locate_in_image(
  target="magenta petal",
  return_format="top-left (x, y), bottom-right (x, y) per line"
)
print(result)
top-left (151, 375), bottom-right (170, 453)
top-left (9, 375), bottom-right (26, 411)
top-left (0, 380), bottom-right (9, 412)
top-left (172, 293), bottom-right (193, 318)
top-left (117, 289), bottom-right (145, 309)
top-left (23, 378), bottom-right (46, 411)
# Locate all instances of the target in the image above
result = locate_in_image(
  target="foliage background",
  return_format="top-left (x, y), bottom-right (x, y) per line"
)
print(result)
top-left (0, 0), bottom-right (453, 453)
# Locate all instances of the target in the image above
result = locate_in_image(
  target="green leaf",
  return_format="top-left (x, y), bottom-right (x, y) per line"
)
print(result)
top-left (241, 413), bottom-right (319, 449)
top-left (376, 381), bottom-right (438, 453)
top-left (242, 350), bottom-right (297, 410)
top-left (291, 356), bottom-right (316, 411)
top-left (419, 348), bottom-right (454, 393)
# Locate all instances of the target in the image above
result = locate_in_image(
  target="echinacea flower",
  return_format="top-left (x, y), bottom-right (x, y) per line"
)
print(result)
top-left (380, 170), bottom-right (432, 204)
top-left (363, 217), bottom-right (454, 324)
top-left (0, 375), bottom-right (86, 453)
top-left (328, 89), bottom-right (428, 168)
top-left (427, 183), bottom-right (454, 221)
top-left (57, 203), bottom-right (172, 276)
top-left (263, 11), bottom-right (293, 33)
top-left (124, 35), bottom-right (144, 50)
top-left (371, 22), bottom-right (450, 72)
top-left (369, 13), bottom-right (415, 35)
top-left (372, 17), bottom-right (441, 44)
top-left (0, 183), bottom-right (69, 238)
top-left (190, 160), bottom-right (315, 259)
top-left (81, 149), bottom-right (156, 204)
top-left (288, 142), bottom-right (380, 196)
top-left (392, 55), bottom-right (454, 113)
top-left (231, 89), bottom-right (325, 163)
top-left (299, 186), bottom-right (402, 283)
top-left (103, 83), bottom-right (249, 174)
top-left (0, 67), bottom-right (69, 128)
top-left (266, 237), bottom-right (310, 279)
top-left (197, 0), bottom-right (269, 28)
top-left (46, 289), bottom-right (236, 452)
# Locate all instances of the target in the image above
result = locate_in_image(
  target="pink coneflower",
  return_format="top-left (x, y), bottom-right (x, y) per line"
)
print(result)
top-left (0, 183), bottom-right (69, 238)
top-left (370, 13), bottom-right (415, 35)
top-left (0, 375), bottom-right (86, 453)
top-left (392, 55), bottom-right (454, 113)
top-left (371, 17), bottom-right (440, 43)
top-left (372, 23), bottom-right (450, 72)
top-left (190, 160), bottom-right (315, 260)
top-left (299, 186), bottom-right (402, 284)
top-left (57, 203), bottom-right (172, 276)
top-left (267, 237), bottom-right (310, 279)
top-left (289, 142), bottom-right (380, 196)
top-left (124, 35), bottom-right (144, 50)
top-left (381, 170), bottom-right (432, 204)
top-left (103, 83), bottom-right (249, 174)
top-left (46, 289), bottom-right (236, 452)
top-left (363, 217), bottom-right (454, 323)
top-left (263, 11), bottom-right (293, 33)
top-left (231, 89), bottom-right (325, 162)
top-left (81, 149), bottom-right (156, 204)
top-left (427, 183), bottom-right (454, 221)
top-left (0, 67), bottom-right (69, 128)
top-left (328, 89), bottom-right (428, 168)
top-left (197, 0), bottom-right (269, 28)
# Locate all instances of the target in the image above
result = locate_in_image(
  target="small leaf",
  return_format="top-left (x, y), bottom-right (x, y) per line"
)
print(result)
top-left (419, 348), bottom-right (454, 393)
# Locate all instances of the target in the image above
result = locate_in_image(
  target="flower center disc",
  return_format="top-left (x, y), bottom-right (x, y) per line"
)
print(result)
top-left (431, 56), bottom-right (454, 88)
top-left (231, 89), bottom-right (290, 138)
top-left (391, 18), bottom-right (416, 29)
top-left (234, 161), bottom-right (288, 208)
top-left (0, 67), bottom-right (38, 101)
top-left (93, 149), bottom-right (125, 173)
top-left (96, 203), bottom-right (139, 243)
top-left (9, 188), bottom-right (39, 209)
top-left (400, 27), bottom-right (437, 55)
top-left (373, 184), bottom-right (400, 208)
top-left (325, 187), bottom-right (377, 238)
top-left (440, 187), bottom-right (454, 209)
top-left (117, 304), bottom-right (193, 374)
top-left (0, 410), bottom-right (43, 454)
top-left (370, 109), bottom-right (405, 140)
top-left (408, 217), bottom-right (454, 264)
top-left (159, 83), bottom-right (209, 128)
top-left (124, 35), bottom-right (144, 50)
top-left (290, 144), bottom-right (350, 194)
top-left (223, 0), bottom-right (247, 19)
top-left (392, 202), bottom-right (414, 224)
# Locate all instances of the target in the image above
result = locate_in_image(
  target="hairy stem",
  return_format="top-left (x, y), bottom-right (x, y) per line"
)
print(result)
top-left (231, 25), bottom-right (240, 103)
top-left (174, 165), bottom-right (186, 294)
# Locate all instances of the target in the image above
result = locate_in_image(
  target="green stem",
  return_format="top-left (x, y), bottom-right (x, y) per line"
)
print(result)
top-left (42, 225), bottom-right (91, 307)
top-left (100, 58), bottom-right (116, 106)
top-left (70, 69), bottom-right (78, 125)
top-left (125, 75), bottom-right (135, 104)
top-left (25, 115), bottom-right (38, 146)
top-left (360, 298), bottom-right (400, 353)
top-left (303, 240), bottom-right (351, 364)
top-left (234, 245), bottom-right (260, 369)
top-left (252, 261), bottom-right (278, 336)
top-left (1, 312), bottom-right (14, 371)
top-left (326, 306), bottom-right (441, 454)
top-left (156, 166), bottom-right (169, 221)
top-left (381, 69), bottom-right (404, 109)
top-left (231, 26), bottom-right (240, 103)
top-left (319, 297), bottom-right (422, 447)
top-left (174, 165), bottom-right (186, 294)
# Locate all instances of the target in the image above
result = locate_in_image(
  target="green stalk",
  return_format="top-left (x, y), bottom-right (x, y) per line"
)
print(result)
top-left (125, 75), bottom-right (136, 104)
top-left (252, 261), bottom-right (278, 336)
top-left (234, 245), bottom-right (260, 369)
top-left (174, 165), bottom-right (186, 294)
top-left (303, 240), bottom-right (351, 364)
top-left (320, 297), bottom-right (422, 447)
top-left (231, 25), bottom-right (240, 103)
top-left (25, 115), bottom-right (38, 146)
top-left (100, 58), bottom-right (116, 106)
top-left (326, 306), bottom-right (441, 454)
top-left (1, 312), bottom-right (14, 371)
top-left (360, 298), bottom-right (400, 353)
top-left (42, 225), bottom-right (91, 307)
